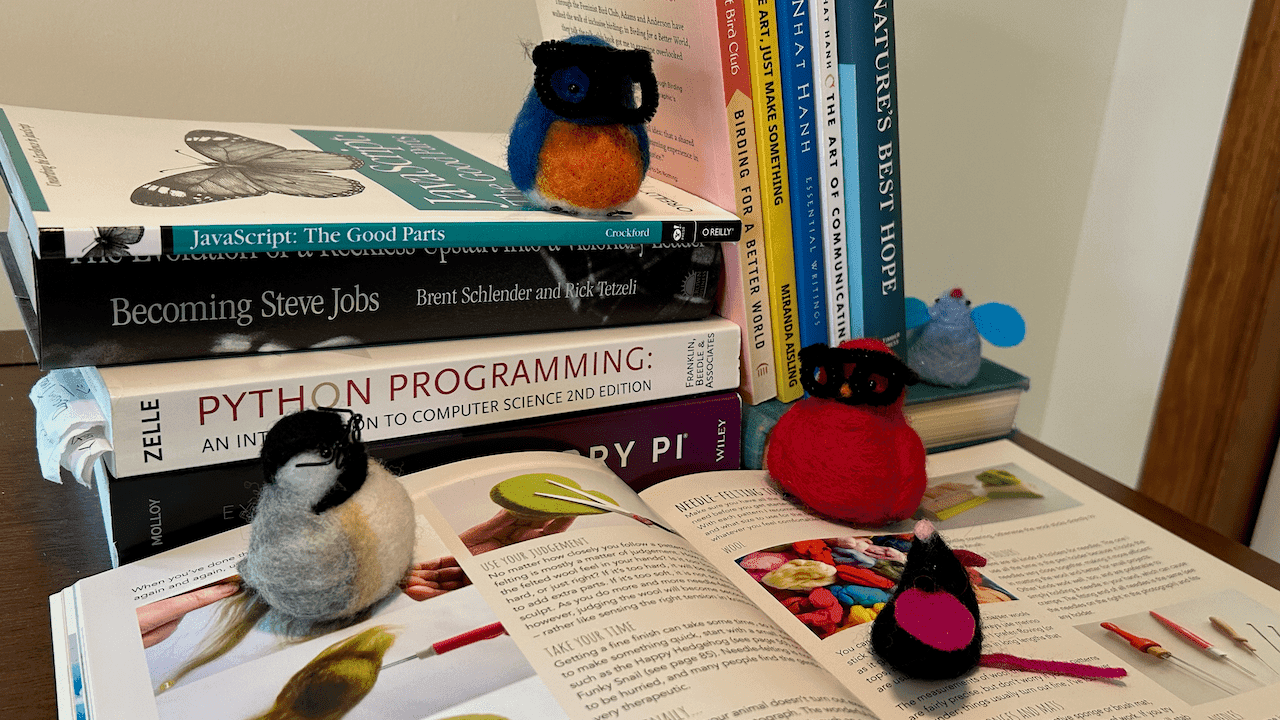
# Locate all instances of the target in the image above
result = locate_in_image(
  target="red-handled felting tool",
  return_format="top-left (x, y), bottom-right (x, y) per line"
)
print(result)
top-left (1149, 611), bottom-right (1256, 678)
top-left (381, 622), bottom-right (508, 670)
top-left (1101, 622), bottom-right (1238, 694)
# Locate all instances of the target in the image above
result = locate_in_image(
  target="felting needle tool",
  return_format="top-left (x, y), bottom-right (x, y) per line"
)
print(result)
top-left (381, 622), bottom-right (507, 670)
top-left (1211, 617), bottom-right (1278, 674)
top-left (1249, 624), bottom-right (1280, 654)
top-left (1101, 622), bottom-right (1239, 693)
top-left (1148, 611), bottom-right (1256, 677)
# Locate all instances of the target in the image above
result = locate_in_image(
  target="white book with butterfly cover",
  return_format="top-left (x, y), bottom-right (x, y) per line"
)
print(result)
top-left (0, 104), bottom-right (741, 259)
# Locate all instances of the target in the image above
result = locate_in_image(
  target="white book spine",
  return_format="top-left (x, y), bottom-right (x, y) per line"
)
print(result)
top-left (94, 317), bottom-right (740, 478)
top-left (810, 0), bottom-right (851, 344)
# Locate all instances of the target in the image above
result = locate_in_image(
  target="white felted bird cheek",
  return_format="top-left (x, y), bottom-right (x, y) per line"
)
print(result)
top-left (273, 452), bottom-right (344, 509)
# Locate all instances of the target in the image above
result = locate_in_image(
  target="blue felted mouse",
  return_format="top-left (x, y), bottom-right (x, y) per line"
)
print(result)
top-left (905, 288), bottom-right (1025, 387)
top-left (507, 35), bottom-right (659, 216)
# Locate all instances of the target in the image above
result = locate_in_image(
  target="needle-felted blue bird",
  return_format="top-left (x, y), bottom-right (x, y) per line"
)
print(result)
top-left (507, 35), bottom-right (660, 216)
top-left (904, 288), bottom-right (1026, 387)
top-left (238, 408), bottom-right (415, 626)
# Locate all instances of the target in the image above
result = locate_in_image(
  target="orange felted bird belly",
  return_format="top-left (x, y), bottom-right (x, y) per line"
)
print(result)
top-left (535, 121), bottom-right (644, 211)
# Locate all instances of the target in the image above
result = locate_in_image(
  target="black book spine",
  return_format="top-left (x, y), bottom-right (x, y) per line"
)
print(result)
top-left (29, 242), bottom-right (721, 368)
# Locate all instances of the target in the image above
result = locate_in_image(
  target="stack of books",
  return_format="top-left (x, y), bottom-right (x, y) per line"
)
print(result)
top-left (10, 5), bottom-right (1075, 719)
top-left (7, 0), bottom-right (1030, 567)
top-left (519, 0), bottom-right (1034, 477)
top-left (1, 103), bottom-right (749, 565)
top-left (528, 0), bottom-right (910, 404)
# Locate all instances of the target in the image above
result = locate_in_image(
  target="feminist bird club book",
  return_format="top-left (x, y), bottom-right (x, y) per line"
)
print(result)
top-left (0, 104), bottom-right (741, 259)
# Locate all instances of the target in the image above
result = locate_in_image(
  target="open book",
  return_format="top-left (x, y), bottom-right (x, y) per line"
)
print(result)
top-left (52, 440), bottom-right (1280, 719)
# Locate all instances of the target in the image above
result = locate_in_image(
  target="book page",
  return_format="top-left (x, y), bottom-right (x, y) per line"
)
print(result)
top-left (411, 451), bottom-right (876, 720)
top-left (640, 440), bottom-right (1280, 719)
top-left (67, 450), bottom-right (877, 720)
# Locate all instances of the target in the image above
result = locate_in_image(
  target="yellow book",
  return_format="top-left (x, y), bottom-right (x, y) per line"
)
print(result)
top-left (745, 0), bottom-right (801, 402)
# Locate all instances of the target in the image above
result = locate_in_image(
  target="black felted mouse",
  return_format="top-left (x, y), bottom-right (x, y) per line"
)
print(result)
top-left (871, 519), bottom-right (1127, 681)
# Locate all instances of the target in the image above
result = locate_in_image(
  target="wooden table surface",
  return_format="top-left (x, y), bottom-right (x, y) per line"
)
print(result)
top-left (1, 331), bottom-right (1278, 718)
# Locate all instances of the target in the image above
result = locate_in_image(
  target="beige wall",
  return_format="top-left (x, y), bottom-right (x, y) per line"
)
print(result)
top-left (898, 0), bottom-right (1251, 489)
top-left (0, 1), bottom-right (1253, 491)
top-left (894, 1), bottom-right (1128, 449)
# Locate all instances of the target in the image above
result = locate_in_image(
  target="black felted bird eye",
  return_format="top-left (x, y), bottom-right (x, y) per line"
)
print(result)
top-left (550, 66), bottom-right (591, 103)
top-left (293, 408), bottom-right (362, 471)
top-left (296, 442), bottom-right (338, 468)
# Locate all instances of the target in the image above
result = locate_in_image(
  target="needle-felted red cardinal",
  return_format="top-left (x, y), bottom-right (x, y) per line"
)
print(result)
top-left (764, 338), bottom-right (927, 525)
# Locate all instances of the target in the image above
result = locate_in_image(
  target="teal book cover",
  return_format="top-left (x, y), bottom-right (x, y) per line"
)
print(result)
top-left (834, 0), bottom-right (906, 350)
top-left (904, 358), bottom-right (1030, 406)
top-left (0, 105), bottom-right (741, 259)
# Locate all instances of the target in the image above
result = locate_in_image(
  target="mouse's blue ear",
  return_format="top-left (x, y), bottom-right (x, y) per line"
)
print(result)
top-left (972, 303), bottom-right (1025, 347)
top-left (905, 297), bottom-right (931, 329)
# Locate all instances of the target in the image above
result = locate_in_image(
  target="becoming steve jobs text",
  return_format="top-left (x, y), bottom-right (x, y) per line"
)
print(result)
top-left (110, 287), bottom-right (382, 326)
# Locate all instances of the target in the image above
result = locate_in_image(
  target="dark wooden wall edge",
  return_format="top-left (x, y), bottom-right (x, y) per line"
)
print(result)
top-left (1138, 0), bottom-right (1280, 543)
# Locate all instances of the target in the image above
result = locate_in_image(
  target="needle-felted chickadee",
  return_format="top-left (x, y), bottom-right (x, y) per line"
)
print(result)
top-left (238, 408), bottom-right (415, 625)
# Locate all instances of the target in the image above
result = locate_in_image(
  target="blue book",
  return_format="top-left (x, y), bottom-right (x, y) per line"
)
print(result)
top-left (835, 0), bottom-right (907, 351)
top-left (777, 0), bottom-right (829, 350)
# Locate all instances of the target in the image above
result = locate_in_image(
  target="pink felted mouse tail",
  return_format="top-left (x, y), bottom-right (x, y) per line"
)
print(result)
top-left (979, 653), bottom-right (1128, 679)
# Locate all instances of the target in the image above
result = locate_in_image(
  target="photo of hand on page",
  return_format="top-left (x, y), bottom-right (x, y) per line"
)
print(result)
top-left (400, 556), bottom-right (471, 601)
top-left (138, 551), bottom-right (472, 688)
top-left (150, 586), bottom-right (543, 720)
top-left (137, 579), bottom-right (242, 649)
top-left (738, 532), bottom-right (1015, 640)
top-left (457, 508), bottom-right (578, 555)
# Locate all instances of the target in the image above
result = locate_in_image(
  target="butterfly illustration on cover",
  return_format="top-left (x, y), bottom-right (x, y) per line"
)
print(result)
top-left (83, 226), bottom-right (144, 259)
top-left (130, 130), bottom-right (365, 207)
